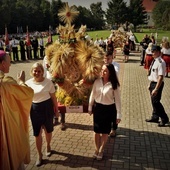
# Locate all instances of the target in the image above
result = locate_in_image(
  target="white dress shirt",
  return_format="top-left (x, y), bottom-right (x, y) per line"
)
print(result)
top-left (88, 78), bottom-right (121, 119)
top-left (148, 56), bottom-right (166, 82)
top-left (112, 61), bottom-right (120, 76)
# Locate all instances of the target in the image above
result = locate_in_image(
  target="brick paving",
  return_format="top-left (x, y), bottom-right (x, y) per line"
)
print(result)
top-left (7, 51), bottom-right (170, 170)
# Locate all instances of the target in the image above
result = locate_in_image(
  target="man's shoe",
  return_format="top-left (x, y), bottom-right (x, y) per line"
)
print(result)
top-left (145, 118), bottom-right (159, 123)
top-left (60, 123), bottom-right (66, 131)
top-left (158, 119), bottom-right (169, 127)
top-left (53, 118), bottom-right (59, 126)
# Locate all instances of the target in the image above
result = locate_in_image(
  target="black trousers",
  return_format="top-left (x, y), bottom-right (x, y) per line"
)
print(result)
top-left (140, 49), bottom-right (145, 65)
top-left (149, 82), bottom-right (169, 122)
top-left (33, 48), bottom-right (38, 59)
top-left (20, 48), bottom-right (26, 61)
top-left (40, 46), bottom-right (44, 58)
top-left (12, 47), bottom-right (18, 61)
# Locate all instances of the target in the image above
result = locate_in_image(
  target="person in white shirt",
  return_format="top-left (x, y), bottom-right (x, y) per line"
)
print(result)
top-left (0, 37), bottom-right (4, 50)
top-left (85, 33), bottom-right (91, 42)
top-left (94, 38), bottom-right (100, 46)
top-left (99, 37), bottom-right (106, 50)
top-left (88, 63), bottom-right (121, 160)
top-left (26, 62), bottom-right (59, 166)
top-left (146, 45), bottom-right (169, 127)
top-left (129, 34), bottom-right (135, 51)
top-left (161, 41), bottom-right (170, 77)
top-left (144, 42), bottom-right (154, 74)
top-left (103, 51), bottom-right (120, 137)
top-left (10, 36), bottom-right (19, 61)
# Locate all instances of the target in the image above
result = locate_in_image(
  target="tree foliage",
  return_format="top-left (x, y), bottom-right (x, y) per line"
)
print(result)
top-left (90, 2), bottom-right (105, 29)
top-left (75, 6), bottom-right (93, 28)
top-left (128, 0), bottom-right (147, 31)
top-left (105, 0), bottom-right (128, 27)
top-left (0, 0), bottom-right (157, 34)
top-left (0, 0), bottom-right (106, 34)
top-left (152, 0), bottom-right (170, 30)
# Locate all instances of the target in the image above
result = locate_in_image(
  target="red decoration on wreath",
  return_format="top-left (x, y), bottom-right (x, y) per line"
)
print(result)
top-left (66, 12), bottom-right (71, 17)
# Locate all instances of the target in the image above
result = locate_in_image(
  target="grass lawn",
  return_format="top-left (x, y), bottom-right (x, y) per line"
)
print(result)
top-left (52, 29), bottom-right (169, 45)
top-left (86, 29), bottom-right (170, 45)
top-left (134, 29), bottom-right (170, 44)
top-left (14, 29), bottom-right (168, 60)
top-left (87, 30), bottom-right (111, 40)
top-left (52, 30), bottom-right (112, 41)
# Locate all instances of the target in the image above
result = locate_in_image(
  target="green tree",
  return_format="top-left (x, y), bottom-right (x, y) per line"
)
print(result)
top-left (40, 0), bottom-right (54, 31)
top-left (14, 0), bottom-right (28, 33)
top-left (76, 6), bottom-right (93, 29)
top-left (128, 0), bottom-right (147, 32)
top-left (0, 0), bottom-right (11, 33)
top-left (90, 2), bottom-right (105, 30)
top-left (152, 0), bottom-right (170, 30)
top-left (105, 0), bottom-right (128, 28)
top-left (50, 0), bottom-right (64, 30)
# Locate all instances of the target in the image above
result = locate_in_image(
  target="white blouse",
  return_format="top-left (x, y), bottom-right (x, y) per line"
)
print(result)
top-left (88, 78), bottom-right (121, 119)
top-left (145, 48), bottom-right (152, 55)
top-left (161, 47), bottom-right (170, 55)
top-left (26, 78), bottom-right (55, 103)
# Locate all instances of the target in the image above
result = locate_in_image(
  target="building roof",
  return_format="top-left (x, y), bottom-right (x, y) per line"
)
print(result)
top-left (143, 0), bottom-right (158, 12)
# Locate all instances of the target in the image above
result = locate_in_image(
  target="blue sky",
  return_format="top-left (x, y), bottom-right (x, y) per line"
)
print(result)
top-left (61, 0), bottom-right (130, 10)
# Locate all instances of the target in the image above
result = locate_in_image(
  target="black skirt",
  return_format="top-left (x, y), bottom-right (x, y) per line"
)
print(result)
top-left (93, 102), bottom-right (116, 134)
top-left (30, 98), bottom-right (54, 136)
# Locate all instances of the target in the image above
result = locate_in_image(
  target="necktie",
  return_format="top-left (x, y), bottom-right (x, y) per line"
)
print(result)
top-left (148, 59), bottom-right (155, 76)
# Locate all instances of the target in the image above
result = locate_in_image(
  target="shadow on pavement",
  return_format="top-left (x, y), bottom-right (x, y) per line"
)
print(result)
top-left (112, 126), bottom-right (170, 169)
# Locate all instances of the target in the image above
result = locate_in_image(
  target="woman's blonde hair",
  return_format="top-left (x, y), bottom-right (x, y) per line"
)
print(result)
top-left (164, 41), bottom-right (170, 49)
top-left (147, 42), bottom-right (153, 51)
top-left (30, 62), bottom-right (44, 76)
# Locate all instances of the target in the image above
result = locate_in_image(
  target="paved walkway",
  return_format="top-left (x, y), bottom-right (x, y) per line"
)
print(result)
top-left (7, 51), bottom-right (170, 170)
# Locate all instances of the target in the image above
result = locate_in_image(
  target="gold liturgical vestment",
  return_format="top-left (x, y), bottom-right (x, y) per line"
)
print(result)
top-left (0, 72), bottom-right (33, 170)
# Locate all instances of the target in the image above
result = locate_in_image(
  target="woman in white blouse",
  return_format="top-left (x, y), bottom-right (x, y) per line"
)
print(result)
top-left (144, 42), bottom-right (154, 74)
top-left (161, 41), bottom-right (170, 77)
top-left (26, 62), bottom-right (59, 166)
top-left (88, 64), bottom-right (121, 160)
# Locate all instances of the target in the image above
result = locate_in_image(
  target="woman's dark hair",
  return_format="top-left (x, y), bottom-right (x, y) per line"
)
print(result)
top-left (106, 64), bottom-right (120, 90)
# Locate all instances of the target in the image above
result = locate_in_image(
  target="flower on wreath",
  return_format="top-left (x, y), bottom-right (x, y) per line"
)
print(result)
top-left (51, 72), bottom-right (65, 85)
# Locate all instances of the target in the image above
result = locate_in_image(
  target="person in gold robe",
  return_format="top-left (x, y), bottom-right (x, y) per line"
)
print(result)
top-left (0, 50), bottom-right (34, 170)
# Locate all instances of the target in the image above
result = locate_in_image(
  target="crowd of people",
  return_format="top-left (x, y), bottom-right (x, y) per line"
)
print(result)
top-left (140, 34), bottom-right (170, 77)
top-left (88, 32), bottom-right (136, 64)
top-left (0, 31), bottom-right (123, 168)
top-left (1, 30), bottom-right (170, 169)
top-left (0, 35), bottom-right (52, 62)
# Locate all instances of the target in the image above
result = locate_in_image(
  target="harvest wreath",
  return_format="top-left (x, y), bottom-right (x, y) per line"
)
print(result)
top-left (45, 3), bottom-right (104, 106)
